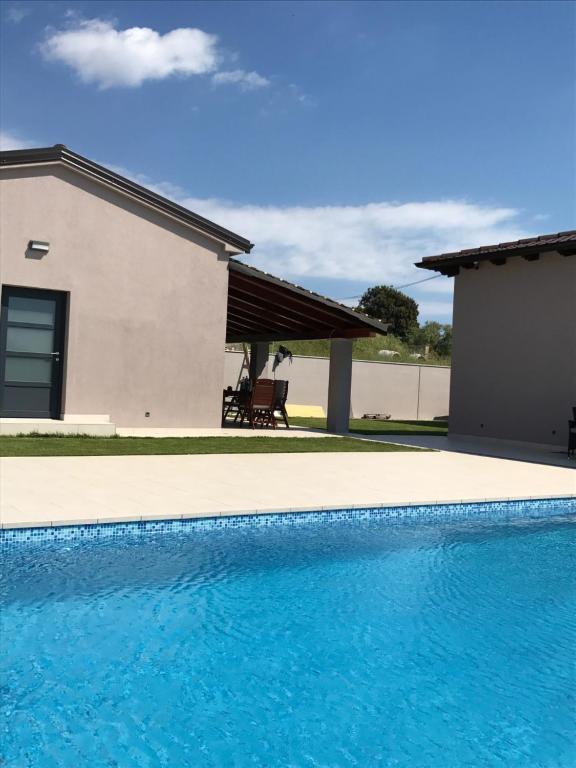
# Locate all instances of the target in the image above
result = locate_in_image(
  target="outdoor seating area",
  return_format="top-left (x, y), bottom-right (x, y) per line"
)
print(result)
top-left (222, 379), bottom-right (290, 429)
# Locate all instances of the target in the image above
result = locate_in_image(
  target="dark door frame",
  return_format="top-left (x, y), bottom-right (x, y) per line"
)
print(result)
top-left (0, 286), bottom-right (68, 419)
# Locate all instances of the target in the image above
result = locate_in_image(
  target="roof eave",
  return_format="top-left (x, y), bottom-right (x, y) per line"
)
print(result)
top-left (0, 145), bottom-right (253, 254)
top-left (415, 229), bottom-right (576, 273)
top-left (416, 244), bottom-right (576, 274)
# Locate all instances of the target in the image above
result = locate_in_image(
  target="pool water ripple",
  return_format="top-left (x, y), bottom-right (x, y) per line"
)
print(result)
top-left (1, 515), bottom-right (575, 767)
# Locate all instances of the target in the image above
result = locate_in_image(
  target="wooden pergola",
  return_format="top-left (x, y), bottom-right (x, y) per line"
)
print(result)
top-left (227, 260), bottom-right (387, 343)
top-left (226, 260), bottom-right (388, 432)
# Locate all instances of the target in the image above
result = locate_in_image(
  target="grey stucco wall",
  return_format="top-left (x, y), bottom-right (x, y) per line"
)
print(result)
top-left (449, 252), bottom-right (576, 446)
top-left (224, 351), bottom-right (450, 420)
top-left (0, 164), bottom-right (230, 427)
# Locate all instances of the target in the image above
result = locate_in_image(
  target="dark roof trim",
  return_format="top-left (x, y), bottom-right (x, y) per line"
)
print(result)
top-left (0, 145), bottom-right (253, 253)
top-left (228, 259), bottom-right (389, 339)
top-left (416, 230), bottom-right (576, 274)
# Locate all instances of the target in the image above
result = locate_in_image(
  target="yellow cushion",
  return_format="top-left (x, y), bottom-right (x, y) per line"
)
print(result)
top-left (285, 404), bottom-right (325, 418)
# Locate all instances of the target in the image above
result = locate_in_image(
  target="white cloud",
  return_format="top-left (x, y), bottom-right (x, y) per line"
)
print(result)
top-left (106, 166), bottom-right (517, 318)
top-left (42, 19), bottom-right (220, 88)
top-left (212, 69), bottom-right (269, 90)
top-left (6, 4), bottom-right (30, 23)
top-left (41, 18), bottom-right (270, 92)
top-left (178, 196), bottom-right (533, 284)
top-left (0, 130), bottom-right (35, 150)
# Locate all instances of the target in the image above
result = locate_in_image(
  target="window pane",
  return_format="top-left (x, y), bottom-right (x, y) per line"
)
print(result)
top-left (6, 327), bottom-right (54, 354)
top-left (4, 356), bottom-right (52, 383)
top-left (7, 296), bottom-right (55, 326)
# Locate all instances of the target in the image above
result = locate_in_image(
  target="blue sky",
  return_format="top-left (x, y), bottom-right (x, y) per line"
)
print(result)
top-left (1, 0), bottom-right (574, 322)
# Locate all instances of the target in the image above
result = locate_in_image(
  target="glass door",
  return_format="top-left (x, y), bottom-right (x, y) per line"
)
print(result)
top-left (0, 287), bottom-right (67, 418)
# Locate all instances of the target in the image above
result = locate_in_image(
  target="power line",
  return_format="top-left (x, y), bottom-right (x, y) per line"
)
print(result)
top-left (394, 274), bottom-right (443, 290)
top-left (336, 273), bottom-right (443, 302)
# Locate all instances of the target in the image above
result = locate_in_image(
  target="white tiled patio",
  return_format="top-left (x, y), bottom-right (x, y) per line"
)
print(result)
top-left (1, 445), bottom-right (573, 528)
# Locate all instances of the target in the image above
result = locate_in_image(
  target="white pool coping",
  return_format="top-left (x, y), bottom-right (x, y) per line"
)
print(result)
top-left (1, 450), bottom-right (574, 529)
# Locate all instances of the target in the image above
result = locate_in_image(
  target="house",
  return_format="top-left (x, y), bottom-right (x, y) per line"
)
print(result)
top-left (417, 231), bottom-right (576, 447)
top-left (0, 145), bottom-right (387, 433)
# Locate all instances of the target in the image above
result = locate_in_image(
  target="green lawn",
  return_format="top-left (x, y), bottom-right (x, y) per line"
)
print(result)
top-left (289, 417), bottom-right (448, 436)
top-left (0, 435), bottom-right (424, 457)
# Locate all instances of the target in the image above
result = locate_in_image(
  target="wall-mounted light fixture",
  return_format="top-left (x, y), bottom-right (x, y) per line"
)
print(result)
top-left (28, 240), bottom-right (50, 253)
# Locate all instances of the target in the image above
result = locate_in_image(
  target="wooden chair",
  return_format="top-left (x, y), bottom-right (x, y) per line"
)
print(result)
top-left (273, 379), bottom-right (290, 428)
top-left (232, 389), bottom-right (251, 425)
top-left (251, 379), bottom-right (277, 428)
top-left (223, 389), bottom-right (250, 424)
top-left (237, 379), bottom-right (277, 428)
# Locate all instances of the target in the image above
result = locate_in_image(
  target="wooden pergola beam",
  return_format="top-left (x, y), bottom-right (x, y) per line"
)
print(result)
top-left (225, 260), bottom-right (389, 343)
top-left (226, 328), bottom-right (375, 343)
top-left (228, 289), bottom-right (336, 333)
top-left (230, 272), bottom-right (358, 327)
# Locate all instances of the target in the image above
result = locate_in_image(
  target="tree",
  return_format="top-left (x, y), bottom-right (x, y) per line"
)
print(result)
top-left (358, 285), bottom-right (418, 342)
top-left (410, 321), bottom-right (452, 357)
top-left (434, 325), bottom-right (452, 357)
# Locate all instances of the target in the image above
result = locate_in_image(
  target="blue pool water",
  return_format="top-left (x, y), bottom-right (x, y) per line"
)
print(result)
top-left (1, 510), bottom-right (575, 767)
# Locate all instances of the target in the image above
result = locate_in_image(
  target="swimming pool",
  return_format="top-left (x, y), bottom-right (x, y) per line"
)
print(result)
top-left (1, 499), bottom-right (575, 767)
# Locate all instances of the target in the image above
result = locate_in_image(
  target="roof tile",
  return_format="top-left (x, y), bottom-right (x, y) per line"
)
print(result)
top-left (416, 230), bottom-right (576, 270)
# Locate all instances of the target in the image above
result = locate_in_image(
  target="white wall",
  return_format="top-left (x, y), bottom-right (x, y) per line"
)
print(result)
top-left (449, 252), bottom-right (576, 446)
top-left (0, 164), bottom-right (230, 427)
top-left (224, 352), bottom-right (450, 420)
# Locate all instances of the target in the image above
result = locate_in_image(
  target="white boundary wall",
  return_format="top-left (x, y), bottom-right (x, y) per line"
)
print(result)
top-left (224, 352), bottom-right (450, 420)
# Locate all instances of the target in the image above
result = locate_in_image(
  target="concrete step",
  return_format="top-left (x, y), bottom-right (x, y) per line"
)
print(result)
top-left (0, 418), bottom-right (116, 437)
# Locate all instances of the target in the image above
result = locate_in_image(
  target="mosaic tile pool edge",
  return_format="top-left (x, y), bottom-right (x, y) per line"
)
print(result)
top-left (1, 496), bottom-right (574, 548)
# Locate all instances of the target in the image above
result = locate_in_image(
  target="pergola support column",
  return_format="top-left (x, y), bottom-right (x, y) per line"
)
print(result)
top-left (327, 338), bottom-right (353, 433)
top-left (249, 342), bottom-right (270, 380)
